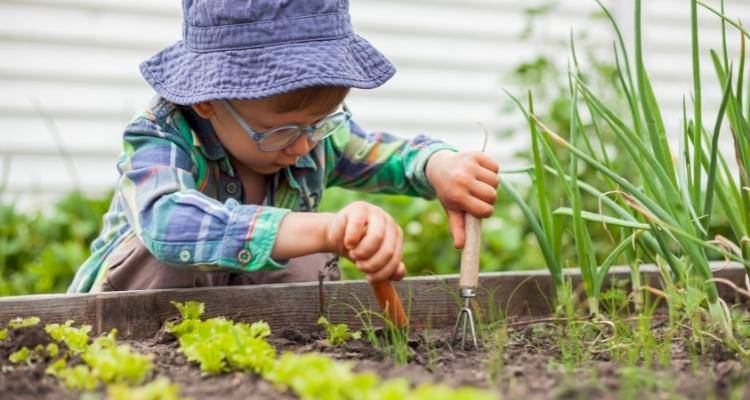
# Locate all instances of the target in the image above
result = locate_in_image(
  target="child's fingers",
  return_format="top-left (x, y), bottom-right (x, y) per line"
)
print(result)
top-left (392, 262), bottom-right (406, 281)
top-left (368, 261), bottom-right (406, 283)
top-left (464, 196), bottom-right (494, 218)
top-left (387, 226), bottom-right (404, 280)
top-left (343, 206), bottom-right (368, 250)
top-left (475, 165), bottom-right (500, 188)
top-left (355, 217), bottom-right (395, 273)
top-left (350, 213), bottom-right (386, 259)
top-left (361, 222), bottom-right (402, 277)
top-left (365, 232), bottom-right (401, 283)
top-left (447, 210), bottom-right (465, 249)
top-left (474, 152), bottom-right (500, 174)
top-left (469, 181), bottom-right (498, 206)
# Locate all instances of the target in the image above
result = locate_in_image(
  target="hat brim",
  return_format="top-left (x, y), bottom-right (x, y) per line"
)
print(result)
top-left (140, 34), bottom-right (396, 105)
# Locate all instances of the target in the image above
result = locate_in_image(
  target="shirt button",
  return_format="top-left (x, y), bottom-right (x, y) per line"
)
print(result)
top-left (179, 249), bottom-right (191, 262)
top-left (226, 182), bottom-right (238, 195)
top-left (237, 249), bottom-right (252, 264)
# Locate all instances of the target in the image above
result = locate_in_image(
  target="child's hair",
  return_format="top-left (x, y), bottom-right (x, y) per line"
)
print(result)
top-left (271, 86), bottom-right (350, 114)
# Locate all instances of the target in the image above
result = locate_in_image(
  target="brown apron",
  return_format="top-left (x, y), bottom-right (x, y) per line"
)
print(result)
top-left (100, 234), bottom-right (339, 292)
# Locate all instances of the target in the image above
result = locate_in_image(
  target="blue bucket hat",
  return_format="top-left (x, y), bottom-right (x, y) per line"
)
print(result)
top-left (140, 0), bottom-right (396, 105)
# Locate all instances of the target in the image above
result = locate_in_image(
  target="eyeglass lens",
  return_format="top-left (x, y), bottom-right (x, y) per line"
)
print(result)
top-left (258, 114), bottom-right (349, 151)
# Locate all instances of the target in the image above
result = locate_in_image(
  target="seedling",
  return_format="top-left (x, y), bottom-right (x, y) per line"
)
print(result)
top-left (347, 294), bottom-right (412, 365)
top-left (107, 377), bottom-right (181, 400)
top-left (317, 316), bottom-right (361, 345)
top-left (45, 320), bottom-right (92, 355)
top-left (1, 315), bottom-right (178, 395)
top-left (165, 301), bottom-right (495, 398)
top-left (7, 316), bottom-right (40, 329)
top-left (167, 301), bottom-right (276, 375)
top-left (8, 343), bottom-right (58, 366)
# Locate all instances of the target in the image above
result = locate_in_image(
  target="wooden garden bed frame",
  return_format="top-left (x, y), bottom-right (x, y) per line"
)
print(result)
top-left (0, 263), bottom-right (746, 339)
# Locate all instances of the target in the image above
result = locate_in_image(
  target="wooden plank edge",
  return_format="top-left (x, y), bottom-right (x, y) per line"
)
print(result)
top-left (0, 262), bottom-right (746, 339)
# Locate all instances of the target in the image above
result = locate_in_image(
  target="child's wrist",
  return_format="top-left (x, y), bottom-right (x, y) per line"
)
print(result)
top-left (316, 212), bottom-right (337, 253)
top-left (273, 211), bottom-right (336, 259)
top-left (425, 150), bottom-right (453, 188)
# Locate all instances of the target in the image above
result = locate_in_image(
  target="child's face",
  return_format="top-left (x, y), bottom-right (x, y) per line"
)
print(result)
top-left (193, 97), bottom-right (339, 175)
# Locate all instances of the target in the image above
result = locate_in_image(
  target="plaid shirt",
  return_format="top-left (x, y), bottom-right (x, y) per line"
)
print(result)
top-left (68, 97), bottom-right (456, 293)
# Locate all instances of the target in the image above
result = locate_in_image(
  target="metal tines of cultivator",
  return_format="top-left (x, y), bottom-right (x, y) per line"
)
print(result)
top-left (453, 287), bottom-right (478, 350)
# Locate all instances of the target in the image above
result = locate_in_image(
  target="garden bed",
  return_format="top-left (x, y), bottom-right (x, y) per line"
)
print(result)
top-left (4, 319), bottom-right (747, 399)
top-left (1, 264), bottom-right (749, 399)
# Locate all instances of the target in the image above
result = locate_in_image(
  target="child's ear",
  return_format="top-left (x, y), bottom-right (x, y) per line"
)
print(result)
top-left (192, 101), bottom-right (216, 119)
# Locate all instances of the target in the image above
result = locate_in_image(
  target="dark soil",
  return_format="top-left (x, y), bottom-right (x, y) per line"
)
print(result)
top-left (2, 317), bottom-right (750, 400)
top-left (0, 325), bottom-right (76, 400)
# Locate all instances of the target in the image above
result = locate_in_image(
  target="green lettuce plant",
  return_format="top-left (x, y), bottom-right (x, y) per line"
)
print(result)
top-left (44, 328), bottom-right (153, 389)
top-left (0, 316), bottom-right (175, 395)
top-left (44, 320), bottom-right (92, 355)
top-left (81, 330), bottom-right (153, 386)
top-left (167, 301), bottom-right (276, 374)
top-left (8, 343), bottom-right (58, 365)
top-left (168, 302), bottom-right (496, 399)
top-left (266, 352), bottom-right (380, 400)
top-left (7, 316), bottom-right (41, 329)
top-left (107, 377), bottom-right (181, 400)
top-left (266, 351), bottom-right (496, 400)
top-left (8, 346), bottom-right (31, 364)
top-left (317, 316), bottom-right (361, 345)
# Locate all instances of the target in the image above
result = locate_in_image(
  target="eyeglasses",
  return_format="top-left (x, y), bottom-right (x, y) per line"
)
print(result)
top-left (220, 99), bottom-right (352, 152)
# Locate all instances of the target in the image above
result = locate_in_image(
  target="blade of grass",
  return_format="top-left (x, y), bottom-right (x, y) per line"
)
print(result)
top-left (569, 77), bottom-right (599, 313)
top-left (702, 67), bottom-right (734, 231)
top-left (552, 207), bottom-right (650, 230)
top-left (577, 80), bottom-right (689, 222)
top-left (528, 92), bottom-right (557, 258)
top-left (691, 0), bottom-right (704, 211)
top-left (698, 1), bottom-right (750, 41)
top-left (595, 232), bottom-right (641, 296)
top-left (635, 0), bottom-right (678, 188)
top-left (500, 179), bottom-right (563, 288)
top-left (531, 115), bottom-right (722, 303)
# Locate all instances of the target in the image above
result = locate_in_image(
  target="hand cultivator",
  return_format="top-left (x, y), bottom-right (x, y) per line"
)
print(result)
top-left (452, 128), bottom-right (489, 350)
top-left (452, 213), bottom-right (481, 350)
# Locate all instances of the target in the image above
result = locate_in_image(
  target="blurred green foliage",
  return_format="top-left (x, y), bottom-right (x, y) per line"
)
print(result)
top-left (0, 191), bottom-right (111, 296)
top-left (0, 186), bottom-right (546, 295)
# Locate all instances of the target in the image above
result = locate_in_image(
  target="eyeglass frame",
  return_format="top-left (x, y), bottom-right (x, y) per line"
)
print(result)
top-left (219, 99), bottom-right (352, 152)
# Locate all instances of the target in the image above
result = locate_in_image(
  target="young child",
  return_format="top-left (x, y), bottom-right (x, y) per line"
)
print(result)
top-left (68, 0), bottom-right (499, 293)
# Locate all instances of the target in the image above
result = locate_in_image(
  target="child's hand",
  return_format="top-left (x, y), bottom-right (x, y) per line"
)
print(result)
top-left (426, 150), bottom-right (500, 249)
top-left (325, 201), bottom-right (406, 282)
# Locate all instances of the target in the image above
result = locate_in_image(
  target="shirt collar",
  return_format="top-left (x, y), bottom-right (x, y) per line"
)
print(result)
top-left (294, 153), bottom-right (317, 169)
top-left (179, 105), bottom-right (229, 161)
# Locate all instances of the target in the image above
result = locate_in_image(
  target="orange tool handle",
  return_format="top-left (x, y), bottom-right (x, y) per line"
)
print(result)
top-left (370, 280), bottom-right (408, 328)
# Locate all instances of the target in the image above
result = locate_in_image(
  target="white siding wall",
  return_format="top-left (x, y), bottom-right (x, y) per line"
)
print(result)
top-left (1, 0), bottom-right (748, 208)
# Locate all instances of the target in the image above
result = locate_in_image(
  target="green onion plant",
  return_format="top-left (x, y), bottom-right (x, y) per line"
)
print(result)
top-left (503, 0), bottom-right (750, 337)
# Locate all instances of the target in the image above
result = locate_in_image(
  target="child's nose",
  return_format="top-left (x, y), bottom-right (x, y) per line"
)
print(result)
top-left (284, 135), bottom-right (311, 156)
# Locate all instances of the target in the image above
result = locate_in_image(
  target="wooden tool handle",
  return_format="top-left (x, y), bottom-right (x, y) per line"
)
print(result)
top-left (459, 213), bottom-right (482, 289)
top-left (370, 280), bottom-right (408, 328)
